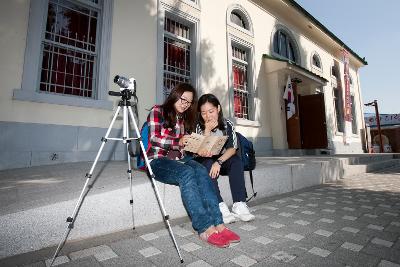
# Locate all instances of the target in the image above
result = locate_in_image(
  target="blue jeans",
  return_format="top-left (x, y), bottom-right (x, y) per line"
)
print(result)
top-left (150, 156), bottom-right (223, 234)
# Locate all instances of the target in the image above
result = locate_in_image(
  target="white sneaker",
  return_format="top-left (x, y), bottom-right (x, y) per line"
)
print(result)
top-left (219, 202), bottom-right (237, 224)
top-left (232, 202), bottom-right (255, 222)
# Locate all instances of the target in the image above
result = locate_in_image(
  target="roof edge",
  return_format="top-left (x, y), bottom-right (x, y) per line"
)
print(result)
top-left (284, 0), bottom-right (368, 66)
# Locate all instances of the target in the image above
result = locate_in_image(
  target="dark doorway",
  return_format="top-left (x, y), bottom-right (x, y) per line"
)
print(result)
top-left (298, 94), bottom-right (328, 149)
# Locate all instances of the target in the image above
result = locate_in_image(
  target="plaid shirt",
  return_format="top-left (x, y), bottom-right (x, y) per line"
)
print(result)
top-left (146, 105), bottom-right (185, 160)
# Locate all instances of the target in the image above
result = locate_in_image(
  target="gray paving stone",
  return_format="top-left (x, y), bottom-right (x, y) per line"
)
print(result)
top-left (341, 242), bottom-right (364, 252)
top-left (100, 254), bottom-right (155, 267)
top-left (23, 262), bottom-right (46, 267)
top-left (371, 238), bottom-right (393, 248)
top-left (294, 220), bottom-right (310, 226)
top-left (308, 247), bottom-right (331, 257)
top-left (343, 215), bottom-right (358, 221)
top-left (45, 256), bottom-right (69, 267)
top-left (138, 246), bottom-right (162, 258)
top-left (69, 245), bottom-right (117, 261)
top-left (270, 251), bottom-right (297, 263)
top-left (318, 218), bottom-right (335, 224)
top-left (363, 243), bottom-right (400, 263)
top-left (181, 242), bottom-right (202, 252)
top-left (329, 248), bottom-right (380, 267)
top-left (109, 237), bottom-right (149, 257)
top-left (140, 233), bottom-right (159, 241)
top-left (378, 260), bottom-right (400, 267)
top-left (341, 227), bottom-right (360, 234)
top-left (56, 256), bottom-right (102, 267)
top-left (230, 255), bottom-right (257, 267)
top-left (253, 236), bottom-right (274, 245)
top-left (186, 260), bottom-right (213, 267)
top-left (314, 229), bottom-right (333, 237)
top-left (367, 224), bottom-right (385, 231)
top-left (239, 224), bottom-right (257, 231)
top-left (285, 233), bottom-right (304, 241)
top-left (267, 222), bottom-right (285, 229)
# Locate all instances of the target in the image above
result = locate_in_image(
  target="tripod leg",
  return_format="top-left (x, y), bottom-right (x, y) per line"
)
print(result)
top-left (123, 106), bottom-right (135, 230)
top-left (49, 106), bottom-right (122, 267)
top-left (127, 106), bottom-right (184, 263)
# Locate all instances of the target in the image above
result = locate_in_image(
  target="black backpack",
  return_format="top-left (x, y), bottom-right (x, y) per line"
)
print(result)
top-left (235, 132), bottom-right (257, 201)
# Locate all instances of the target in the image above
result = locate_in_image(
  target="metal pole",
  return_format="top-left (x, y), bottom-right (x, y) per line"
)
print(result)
top-left (374, 100), bottom-right (384, 153)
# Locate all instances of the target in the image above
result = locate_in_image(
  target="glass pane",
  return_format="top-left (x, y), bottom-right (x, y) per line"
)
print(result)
top-left (46, 1), bottom-right (97, 52)
top-left (279, 32), bottom-right (288, 58)
top-left (41, 0), bottom-right (99, 98)
top-left (334, 88), bottom-right (344, 132)
top-left (230, 12), bottom-right (246, 29)
top-left (351, 95), bottom-right (357, 134)
top-left (313, 55), bottom-right (321, 68)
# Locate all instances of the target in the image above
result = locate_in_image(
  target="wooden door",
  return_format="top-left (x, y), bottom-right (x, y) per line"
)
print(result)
top-left (299, 94), bottom-right (328, 149)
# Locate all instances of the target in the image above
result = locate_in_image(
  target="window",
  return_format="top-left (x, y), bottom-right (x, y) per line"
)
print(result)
top-left (273, 29), bottom-right (298, 63)
top-left (232, 45), bottom-right (251, 119)
top-left (349, 75), bottom-right (354, 87)
top-left (333, 87), bottom-right (344, 133)
top-left (15, 0), bottom-right (113, 109)
top-left (312, 53), bottom-right (321, 69)
top-left (351, 95), bottom-right (357, 134)
top-left (331, 65), bottom-right (339, 78)
top-left (163, 17), bottom-right (192, 98)
top-left (230, 12), bottom-right (247, 29)
top-left (40, 0), bottom-right (99, 98)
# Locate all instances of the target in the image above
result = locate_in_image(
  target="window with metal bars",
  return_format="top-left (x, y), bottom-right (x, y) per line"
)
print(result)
top-left (39, 0), bottom-right (100, 98)
top-left (163, 17), bottom-right (191, 98)
top-left (232, 45), bottom-right (250, 120)
top-left (334, 88), bottom-right (344, 133)
top-left (351, 95), bottom-right (357, 134)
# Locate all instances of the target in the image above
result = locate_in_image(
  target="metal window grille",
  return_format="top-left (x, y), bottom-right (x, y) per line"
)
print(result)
top-left (351, 95), bottom-right (357, 134)
top-left (39, 0), bottom-right (100, 98)
top-left (232, 46), bottom-right (251, 120)
top-left (334, 88), bottom-right (344, 132)
top-left (163, 17), bottom-right (191, 97)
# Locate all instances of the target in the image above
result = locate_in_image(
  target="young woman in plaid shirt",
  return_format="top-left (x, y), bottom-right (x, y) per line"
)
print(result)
top-left (146, 83), bottom-right (240, 248)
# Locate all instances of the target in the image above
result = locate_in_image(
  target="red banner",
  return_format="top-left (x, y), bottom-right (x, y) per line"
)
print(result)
top-left (342, 50), bottom-right (352, 122)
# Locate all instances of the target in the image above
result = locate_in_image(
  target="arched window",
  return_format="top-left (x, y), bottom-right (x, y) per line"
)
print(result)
top-left (273, 29), bottom-right (298, 63)
top-left (312, 53), bottom-right (321, 69)
top-left (230, 11), bottom-right (247, 29)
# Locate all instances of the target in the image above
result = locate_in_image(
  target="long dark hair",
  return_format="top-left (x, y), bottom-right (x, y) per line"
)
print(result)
top-left (161, 83), bottom-right (197, 132)
top-left (197, 94), bottom-right (225, 131)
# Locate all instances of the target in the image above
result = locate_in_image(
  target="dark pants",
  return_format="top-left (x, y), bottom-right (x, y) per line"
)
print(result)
top-left (196, 155), bottom-right (247, 203)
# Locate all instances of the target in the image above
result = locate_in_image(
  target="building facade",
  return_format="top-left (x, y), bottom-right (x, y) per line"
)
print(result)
top-left (0, 0), bottom-right (367, 170)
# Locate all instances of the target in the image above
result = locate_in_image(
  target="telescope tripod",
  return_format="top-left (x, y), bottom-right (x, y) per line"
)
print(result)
top-left (50, 89), bottom-right (183, 266)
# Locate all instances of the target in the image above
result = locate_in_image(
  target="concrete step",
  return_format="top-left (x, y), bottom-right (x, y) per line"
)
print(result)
top-left (0, 157), bottom-right (343, 259)
top-left (342, 158), bottom-right (400, 178)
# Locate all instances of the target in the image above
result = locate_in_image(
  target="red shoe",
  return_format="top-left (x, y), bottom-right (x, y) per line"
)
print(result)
top-left (200, 232), bottom-right (230, 248)
top-left (220, 228), bottom-right (240, 243)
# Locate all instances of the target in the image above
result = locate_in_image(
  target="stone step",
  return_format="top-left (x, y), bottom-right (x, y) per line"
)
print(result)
top-left (342, 158), bottom-right (400, 178)
top-left (0, 157), bottom-right (340, 259)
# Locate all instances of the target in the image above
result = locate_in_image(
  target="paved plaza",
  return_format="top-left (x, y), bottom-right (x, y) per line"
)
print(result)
top-left (1, 165), bottom-right (400, 267)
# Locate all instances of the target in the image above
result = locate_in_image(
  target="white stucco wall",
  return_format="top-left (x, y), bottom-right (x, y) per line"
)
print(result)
top-left (0, 0), bottom-right (367, 170)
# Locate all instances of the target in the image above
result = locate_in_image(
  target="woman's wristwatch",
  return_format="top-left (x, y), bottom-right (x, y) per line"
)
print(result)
top-left (216, 159), bottom-right (224, 166)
